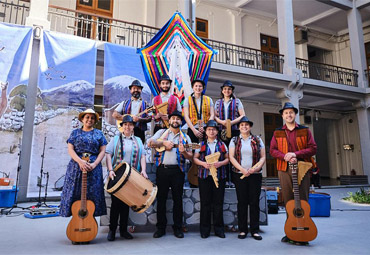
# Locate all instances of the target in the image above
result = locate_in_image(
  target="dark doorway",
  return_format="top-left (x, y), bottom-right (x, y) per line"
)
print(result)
top-left (264, 113), bottom-right (283, 177)
top-left (313, 118), bottom-right (330, 178)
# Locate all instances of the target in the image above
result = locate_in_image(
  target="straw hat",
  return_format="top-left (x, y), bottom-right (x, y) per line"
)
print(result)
top-left (78, 109), bottom-right (100, 122)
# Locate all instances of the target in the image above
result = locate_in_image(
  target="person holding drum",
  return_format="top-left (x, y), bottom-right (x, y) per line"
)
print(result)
top-left (105, 114), bottom-right (147, 241)
top-left (152, 74), bottom-right (182, 134)
top-left (229, 116), bottom-right (266, 240)
top-left (112, 80), bottom-right (151, 143)
top-left (60, 109), bottom-right (107, 218)
top-left (148, 110), bottom-right (193, 239)
top-left (193, 120), bottom-right (229, 239)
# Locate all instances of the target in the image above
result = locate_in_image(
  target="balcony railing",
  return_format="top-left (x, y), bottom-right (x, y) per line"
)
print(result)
top-left (48, 5), bottom-right (159, 48)
top-left (204, 39), bottom-right (284, 73)
top-left (296, 58), bottom-right (358, 87)
top-left (0, 0), bottom-right (29, 25)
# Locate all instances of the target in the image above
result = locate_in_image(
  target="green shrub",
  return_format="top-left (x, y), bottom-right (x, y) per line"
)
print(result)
top-left (343, 188), bottom-right (370, 204)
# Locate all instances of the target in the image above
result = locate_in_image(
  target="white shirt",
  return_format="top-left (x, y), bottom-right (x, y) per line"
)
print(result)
top-left (116, 98), bottom-right (142, 116)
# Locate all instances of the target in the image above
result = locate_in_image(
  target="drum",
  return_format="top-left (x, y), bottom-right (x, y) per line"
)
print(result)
top-left (104, 162), bottom-right (157, 213)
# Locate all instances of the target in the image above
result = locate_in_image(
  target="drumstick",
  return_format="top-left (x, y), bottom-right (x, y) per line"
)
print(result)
top-left (240, 162), bottom-right (261, 179)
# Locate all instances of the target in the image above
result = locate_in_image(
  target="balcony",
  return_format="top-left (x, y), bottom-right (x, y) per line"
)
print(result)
top-left (296, 58), bottom-right (358, 87)
top-left (0, 0), bottom-right (29, 25)
top-left (1, 3), bottom-right (361, 87)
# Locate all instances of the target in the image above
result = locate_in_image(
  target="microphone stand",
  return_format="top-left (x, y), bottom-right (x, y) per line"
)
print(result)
top-left (35, 136), bottom-right (49, 208)
top-left (0, 139), bottom-right (30, 215)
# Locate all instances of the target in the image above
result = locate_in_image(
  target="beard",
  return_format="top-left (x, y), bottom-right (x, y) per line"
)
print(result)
top-left (132, 91), bottom-right (141, 99)
top-left (161, 87), bottom-right (170, 93)
top-left (170, 122), bottom-right (180, 128)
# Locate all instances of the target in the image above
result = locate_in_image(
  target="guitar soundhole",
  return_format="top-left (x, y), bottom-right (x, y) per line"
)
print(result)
top-left (78, 209), bottom-right (88, 219)
top-left (293, 208), bottom-right (304, 218)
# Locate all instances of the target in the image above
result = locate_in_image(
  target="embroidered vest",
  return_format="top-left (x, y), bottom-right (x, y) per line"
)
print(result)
top-left (273, 126), bottom-right (317, 172)
top-left (122, 99), bottom-right (148, 131)
top-left (112, 135), bottom-right (143, 171)
top-left (154, 130), bottom-right (187, 172)
top-left (188, 95), bottom-right (211, 126)
top-left (215, 98), bottom-right (240, 130)
top-left (232, 135), bottom-right (261, 173)
top-left (153, 94), bottom-right (177, 115)
top-left (198, 140), bottom-right (227, 179)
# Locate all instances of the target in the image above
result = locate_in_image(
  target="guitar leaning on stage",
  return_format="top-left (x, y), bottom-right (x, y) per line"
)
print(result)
top-left (284, 162), bottom-right (317, 243)
top-left (66, 153), bottom-right (98, 244)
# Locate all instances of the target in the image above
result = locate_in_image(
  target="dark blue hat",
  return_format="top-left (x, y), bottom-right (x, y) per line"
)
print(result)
top-left (238, 116), bottom-right (253, 127)
top-left (191, 79), bottom-right (206, 87)
top-left (129, 80), bottom-right (143, 89)
top-left (159, 74), bottom-right (172, 83)
top-left (221, 80), bottom-right (235, 90)
top-left (279, 102), bottom-right (298, 114)
top-left (120, 114), bottom-right (134, 125)
top-left (168, 110), bottom-right (183, 121)
top-left (205, 120), bottom-right (219, 130)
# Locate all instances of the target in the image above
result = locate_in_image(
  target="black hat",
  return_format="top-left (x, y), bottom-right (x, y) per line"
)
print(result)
top-left (279, 102), bottom-right (298, 114)
top-left (129, 80), bottom-right (143, 89)
top-left (168, 110), bottom-right (183, 121)
top-left (120, 114), bottom-right (134, 126)
top-left (159, 74), bottom-right (172, 83)
top-left (205, 120), bottom-right (219, 130)
top-left (191, 79), bottom-right (206, 87)
top-left (238, 116), bottom-right (253, 127)
top-left (221, 80), bottom-right (235, 90)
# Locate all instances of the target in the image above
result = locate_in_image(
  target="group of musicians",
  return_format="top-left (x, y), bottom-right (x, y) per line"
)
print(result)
top-left (60, 74), bottom-right (317, 245)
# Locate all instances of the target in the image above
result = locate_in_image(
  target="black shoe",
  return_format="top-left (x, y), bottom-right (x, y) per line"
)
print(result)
top-left (107, 230), bottom-right (116, 241)
top-left (238, 232), bottom-right (247, 239)
top-left (281, 236), bottom-right (290, 242)
top-left (251, 233), bottom-right (262, 240)
top-left (153, 229), bottom-right (166, 238)
top-left (215, 232), bottom-right (225, 238)
top-left (120, 231), bottom-right (133, 239)
top-left (174, 229), bottom-right (184, 238)
top-left (201, 233), bottom-right (210, 239)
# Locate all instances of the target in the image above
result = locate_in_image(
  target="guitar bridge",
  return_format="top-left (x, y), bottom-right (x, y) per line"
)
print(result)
top-left (292, 227), bottom-right (309, 231)
top-left (74, 228), bottom-right (91, 232)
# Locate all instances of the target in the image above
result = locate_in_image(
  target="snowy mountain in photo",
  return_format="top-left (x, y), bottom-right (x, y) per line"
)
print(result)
top-left (104, 75), bottom-right (152, 107)
top-left (41, 80), bottom-right (94, 106)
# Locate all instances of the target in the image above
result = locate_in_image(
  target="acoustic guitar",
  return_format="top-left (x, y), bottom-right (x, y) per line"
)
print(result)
top-left (284, 162), bottom-right (317, 242)
top-left (66, 153), bottom-right (98, 243)
top-left (116, 106), bottom-right (155, 131)
top-left (154, 139), bottom-right (200, 153)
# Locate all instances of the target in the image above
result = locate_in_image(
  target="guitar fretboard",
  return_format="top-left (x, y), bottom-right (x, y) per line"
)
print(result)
top-left (81, 171), bottom-right (87, 211)
top-left (290, 163), bottom-right (302, 210)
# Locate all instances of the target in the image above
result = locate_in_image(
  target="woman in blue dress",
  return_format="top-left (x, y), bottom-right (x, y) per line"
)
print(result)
top-left (60, 109), bottom-right (108, 217)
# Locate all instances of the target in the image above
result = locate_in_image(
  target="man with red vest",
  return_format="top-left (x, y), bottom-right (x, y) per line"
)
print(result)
top-left (269, 102), bottom-right (317, 244)
top-left (152, 74), bottom-right (182, 134)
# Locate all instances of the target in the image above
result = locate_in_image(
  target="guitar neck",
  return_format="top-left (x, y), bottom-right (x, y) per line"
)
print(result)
top-left (81, 171), bottom-right (87, 211)
top-left (290, 163), bottom-right (302, 210)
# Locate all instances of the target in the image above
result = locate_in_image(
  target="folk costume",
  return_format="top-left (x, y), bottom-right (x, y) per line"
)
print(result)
top-left (229, 117), bottom-right (265, 239)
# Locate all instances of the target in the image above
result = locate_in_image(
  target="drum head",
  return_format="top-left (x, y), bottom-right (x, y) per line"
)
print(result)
top-left (106, 162), bottom-right (130, 190)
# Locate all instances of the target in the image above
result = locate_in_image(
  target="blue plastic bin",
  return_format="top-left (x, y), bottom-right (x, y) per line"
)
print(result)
top-left (308, 193), bottom-right (331, 217)
top-left (0, 188), bottom-right (18, 208)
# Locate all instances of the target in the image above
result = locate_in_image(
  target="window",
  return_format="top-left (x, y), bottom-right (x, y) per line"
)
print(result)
top-left (196, 18), bottom-right (208, 39)
top-left (366, 42), bottom-right (370, 85)
top-left (76, 0), bottom-right (113, 42)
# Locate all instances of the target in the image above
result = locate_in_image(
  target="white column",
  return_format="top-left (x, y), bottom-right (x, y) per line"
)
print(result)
top-left (25, 0), bottom-right (50, 30)
top-left (276, 88), bottom-right (303, 123)
top-left (145, 0), bottom-right (157, 26)
top-left (178, 0), bottom-right (193, 27)
top-left (276, 0), bottom-right (296, 75)
top-left (354, 98), bottom-right (370, 182)
top-left (228, 10), bottom-right (246, 45)
top-left (347, 6), bottom-right (368, 87)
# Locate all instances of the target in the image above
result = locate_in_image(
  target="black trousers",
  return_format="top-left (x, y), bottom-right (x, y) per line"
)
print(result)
top-left (156, 165), bottom-right (185, 230)
top-left (198, 176), bottom-right (226, 235)
top-left (134, 126), bottom-right (145, 143)
top-left (109, 195), bottom-right (129, 232)
top-left (232, 172), bottom-right (262, 234)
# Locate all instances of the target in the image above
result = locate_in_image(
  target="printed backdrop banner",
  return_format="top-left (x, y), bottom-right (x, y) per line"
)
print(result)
top-left (27, 31), bottom-right (97, 197)
top-left (0, 23), bottom-right (32, 183)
